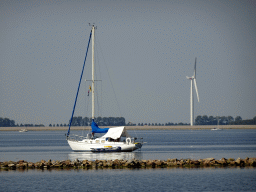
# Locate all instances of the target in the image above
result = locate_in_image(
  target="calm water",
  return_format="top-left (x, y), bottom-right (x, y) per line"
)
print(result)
top-left (0, 129), bottom-right (256, 191)
top-left (0, 167), bottom-right (255, 191)
top-left (0, 129), bottom-right (255, 162)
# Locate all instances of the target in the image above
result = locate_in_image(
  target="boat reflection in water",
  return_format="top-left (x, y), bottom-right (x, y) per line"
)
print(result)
top-left (68, 151), bottom-right (143, 161)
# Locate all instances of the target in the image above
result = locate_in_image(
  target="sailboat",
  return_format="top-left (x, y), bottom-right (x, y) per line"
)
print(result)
top-left (211, 117), bottom-right (222, 131)
top-left (66, 25), bottom-right (143, 152)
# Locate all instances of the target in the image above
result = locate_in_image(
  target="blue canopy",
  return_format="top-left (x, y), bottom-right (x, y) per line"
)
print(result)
top-left (91, 120), bottom-right (109, 133)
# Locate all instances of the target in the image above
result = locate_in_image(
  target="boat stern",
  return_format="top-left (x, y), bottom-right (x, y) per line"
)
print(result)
top-left (134, 142), bottom-right (143, 150)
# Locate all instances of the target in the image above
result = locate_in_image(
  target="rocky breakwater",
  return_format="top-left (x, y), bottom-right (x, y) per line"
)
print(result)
top-left (1, 158), bottom-right (256, 170)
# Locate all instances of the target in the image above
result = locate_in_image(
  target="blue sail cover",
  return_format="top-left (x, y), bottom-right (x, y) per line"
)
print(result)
top-left (91, 120), bottom-right (109, 133)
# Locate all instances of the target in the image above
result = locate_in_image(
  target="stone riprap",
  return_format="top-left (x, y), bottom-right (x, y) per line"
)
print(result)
top-left (1, 158), bottom-right (256, 170)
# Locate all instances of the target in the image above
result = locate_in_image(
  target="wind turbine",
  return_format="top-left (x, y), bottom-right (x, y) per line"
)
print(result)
top-left (186, 57), bottom-right (199, 126)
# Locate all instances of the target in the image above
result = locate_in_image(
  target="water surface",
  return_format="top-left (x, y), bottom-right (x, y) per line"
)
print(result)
top-left (0, 129), bottom-right (255, 162)
top-left (0, 167), bottom-right (255, 192)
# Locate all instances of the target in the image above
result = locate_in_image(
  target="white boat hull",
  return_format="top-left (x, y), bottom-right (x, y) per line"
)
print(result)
top-left (19, 129), bottom-right (28, 132)
top-left (67, 139), bottom-right (142, 152)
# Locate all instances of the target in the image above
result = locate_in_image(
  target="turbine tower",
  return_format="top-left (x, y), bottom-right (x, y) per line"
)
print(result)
top-left (186, 57), bottom-right (199, 126)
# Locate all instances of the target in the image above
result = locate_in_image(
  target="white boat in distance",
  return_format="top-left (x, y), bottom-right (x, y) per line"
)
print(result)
top-left (66, 25), bottom-right (143, 152)
top-left (211, 118), bottom-right (222, 131)
top-left (211, 127), bottom-right (222, 131)
top-left (19, 129), bottom-right (28, 132)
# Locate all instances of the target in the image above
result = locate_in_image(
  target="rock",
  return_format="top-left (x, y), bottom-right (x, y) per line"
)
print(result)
top-left (186, 159), bottom-right (191, 164)
top-left (106, 160), bottom-right (114, 167)
top-left (44, 165), bottom-right (50, 169)
top-left (167, 158), bottom-right (177, 163)
top-left (146, 160), bottom-right (153, 167)
top-left (140, 160), bottom-right (147, 167)
top-left (244, 157), bottom-right (250, 165)
top-left (203, 160), bottom-right (211, 166)
top-left (41, 160), bottom-right (46, 164)
top-left (204, 158), bottom-right (215, 161)
top-left (1, 162), bottom-right (9, 168)
top-left (248, 158), bottom-right (256, 166)
top-left (120, 160), bottom-right (127, 167)
top-left (235, 158), bottom-right (241, 165)
top-left (155, 160), bottom-right (162, 166)
top-left (227, 158), bottom-right (235, 163)
top-left (17, 164), bottom-right (25, 169)
top-left (98, 161), bottom-right (103, 167)
top-left (191, 160), bottom-right (200, 166)
top-left (177, 160), bottom-right (183, 166)
top-left (229, 160), bottom-right (236, 166)
top-left (113, 159), bottom-right (120, 166)
top-left (218, 158), bottom-right (227, 166)
top-left (35, 162), bottom-right (44, 168)
top-left (134, 160), bottom-right (142, 167)
top-left (65, 160), bottom-right (71, 166)
top-left (52, 161), bottom-right (63, 168)
top-left (28, 162), bottom-right (35, 168)
top-left (210, 160), bottom-right (219, 165)
top-left (198, 159), bottom-right (203, 163)
top-left (8, 163), bottom-right (16, 169)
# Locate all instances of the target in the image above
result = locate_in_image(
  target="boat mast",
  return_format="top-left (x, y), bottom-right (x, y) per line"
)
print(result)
top-left (92, 25), bottom-right (95, 120)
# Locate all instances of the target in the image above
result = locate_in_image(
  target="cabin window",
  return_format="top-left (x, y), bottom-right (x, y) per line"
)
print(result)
top-left (101, 140), bottom-right (105, 143)
top-left (95, 140), bottom-right (100, 143)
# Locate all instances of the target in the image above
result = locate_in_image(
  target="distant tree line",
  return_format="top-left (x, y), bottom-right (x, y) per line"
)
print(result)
top-left (49, 123), bottom-right (67, 127)
top-left (136, 122), bottom-right (190, 126)
top-left (0, 117), bottom-right (15, 127)
top-left (67, 116), bottom-right (126, 126)
top-left (1, 115), bottom-right (256, 127)
top-left (0, 117), bottom-right (45, 127)
top-left (195, 115), bottom-right (256, 125)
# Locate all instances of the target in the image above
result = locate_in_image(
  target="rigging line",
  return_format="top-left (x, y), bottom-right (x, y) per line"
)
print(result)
top-left (67, 30), bottom-right (92, 137)
top-left (81, 82), bottom-right (89, 136)
top-left (95, 81), bottom-right (100, 118)
top-left (95, 38), bottom-right (102, 117)
top-left (88, 34), bottom-right (102, 119)
top-left (97, 37), bottom-right (122, 117)
top-left (85, 81), bottom-right (91, 125)
top-left (95, 36), bottom-right (103, 118)
top-left (93, 61), bottom-right (101, 118)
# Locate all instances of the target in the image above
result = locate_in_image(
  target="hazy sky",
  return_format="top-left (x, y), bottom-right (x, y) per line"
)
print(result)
top-left (1, 0), bottom-right (256, 126)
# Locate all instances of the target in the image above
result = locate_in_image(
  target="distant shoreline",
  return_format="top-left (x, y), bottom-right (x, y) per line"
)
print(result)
top-left (0, 125), bottom-right (256, 131)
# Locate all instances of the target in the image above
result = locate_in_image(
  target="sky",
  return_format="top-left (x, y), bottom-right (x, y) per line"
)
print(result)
top-left (1, 0), bottom-right (256, 126)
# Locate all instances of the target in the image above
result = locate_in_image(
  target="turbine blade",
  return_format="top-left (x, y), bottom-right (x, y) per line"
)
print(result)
top-left (194, 57), bottom-right (197, 78)
top-left (194, 78), bottom-right (199, 102)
